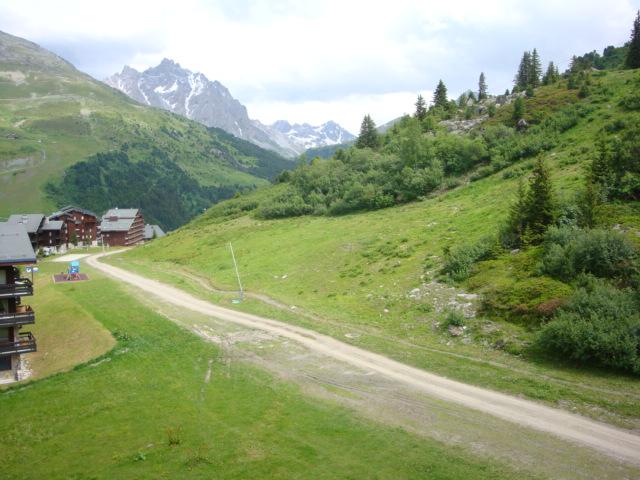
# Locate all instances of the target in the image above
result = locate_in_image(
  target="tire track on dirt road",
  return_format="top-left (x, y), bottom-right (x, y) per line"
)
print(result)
top-left (88, 251), bottom-right (640, 466)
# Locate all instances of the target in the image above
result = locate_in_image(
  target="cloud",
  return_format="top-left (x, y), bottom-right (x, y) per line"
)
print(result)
top-left (0, 0), bottom-right (637, 130)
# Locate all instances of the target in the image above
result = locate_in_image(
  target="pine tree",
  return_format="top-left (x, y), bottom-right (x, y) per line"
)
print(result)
top-left (414, 94), bottom-right (427, 120)
top-left (589, 139), bottom-right (615, 199)
top-left (432, 80), bottom-right (448, 109)
top-left (577, 182), bottom-right (600, 228)
top-left (569, 55), bottom-right (579, 73)
top-left (530, 49), bottom-right (542, 88)
top-left (512, 97), bottom-right (525, 123)
top-left (625, 10), bottom-right (640, 69)
top-left (505, 179), bottom-right (527, 246)
top-left (525, 157), bottom-right (555, 238)
top-left (515, 51), bottom-right (531, 90)
top-left (478, 72), bottom-right (488, 100)
top-left (356, 114), bottom-right (379, 149)
top-left (542, 61), bottom-right (558, 85)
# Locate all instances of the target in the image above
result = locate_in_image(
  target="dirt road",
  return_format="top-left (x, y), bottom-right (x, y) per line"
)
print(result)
top-left (87, 252), bottom-right (640, 466)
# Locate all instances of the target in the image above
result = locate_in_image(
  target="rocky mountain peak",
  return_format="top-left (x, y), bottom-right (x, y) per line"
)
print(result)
top-left (105, 58), bottom-right (354, 157)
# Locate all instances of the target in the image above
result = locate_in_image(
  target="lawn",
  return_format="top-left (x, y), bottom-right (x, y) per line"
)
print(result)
top-left (21, 259), bottom-right (115, 380)
top-left (0, 263), bottom-right (533, 480)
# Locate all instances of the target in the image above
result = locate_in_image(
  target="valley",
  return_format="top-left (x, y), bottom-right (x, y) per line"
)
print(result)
top-left (1, 6), bottom-right (640, 479)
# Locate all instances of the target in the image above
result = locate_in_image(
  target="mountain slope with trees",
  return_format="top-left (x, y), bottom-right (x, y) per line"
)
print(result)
top-left (0, 30), bottom-right (292, 223)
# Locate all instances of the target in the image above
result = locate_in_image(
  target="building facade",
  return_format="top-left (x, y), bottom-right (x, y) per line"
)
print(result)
top-left (49, 206), bottom-right (99, 247)
top-left (0, 223), bottom-right (37, 383)
top-left (7, 214), bottom-right (44, 250)
top-left (100, 208), bottom-right (145, 246)
top-left (38, 220), bottom-right (67, 252)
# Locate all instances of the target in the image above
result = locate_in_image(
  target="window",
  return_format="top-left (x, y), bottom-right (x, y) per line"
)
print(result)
top-left (0, 356), bottom-right (11, 371)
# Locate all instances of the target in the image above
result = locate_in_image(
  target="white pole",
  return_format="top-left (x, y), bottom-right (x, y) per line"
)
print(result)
top-left (229, 242), bottom-right (244, 300)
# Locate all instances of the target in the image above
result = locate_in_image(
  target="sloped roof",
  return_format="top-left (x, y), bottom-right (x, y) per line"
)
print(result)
top-left (0, 222), bottom-right (37, 265)
top-left (8, 214), bottom-right (44, 234)
top-left (144, 224), bottom-right (166, 240)
top-left (40, 220), bottom-right (64, 231)
top-left (103, 208), bottom-right (139, 219)
top-left (50, 205), bottom-right (97, 219)
top-left (101, 217), bottom-right (135, 232)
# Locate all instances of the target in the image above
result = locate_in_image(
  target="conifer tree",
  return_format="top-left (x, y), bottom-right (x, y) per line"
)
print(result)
top-left (432, 80), bottom-right (448, 109)
top-left (577, 182), bottom-right (600, 228)
top-left (525, 157), bottom-right (555, 238)
top-left (542, 61), bottom-right (558, 85)
top-left (506, 179), bottom-right (527, 243)
top-left (356, 114), bottom-right (379, 149)
top-left (512, 97), bottom-right (525, 123)
top-left (625, 10), bottom-right (640, 69)
top-left (515, 51), bottom-right (531, 90)
top-left (478, 72), bottom-right (488, 100)
top-left (414, 94), bottom-right (427, 120)
top-left (589, 139), bottom-right (615, 199)
top-left (530, 49), bottom-right (542, 87)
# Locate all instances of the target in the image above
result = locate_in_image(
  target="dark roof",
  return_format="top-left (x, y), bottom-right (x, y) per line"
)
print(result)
top-left (50, 205), bottom-right (97, 219)
top-left (103, 208), bottom-right (139, 219)
top-left (144, 224), bottom-right (166, 240)
top-left (101, 218), bottom-right (135, 232)
top-left (40, 220), bottom-right (64, 231)
top-left (0, 222), bottom-right (37, 265)
top-left (7, 214), bottom-right (45, 234)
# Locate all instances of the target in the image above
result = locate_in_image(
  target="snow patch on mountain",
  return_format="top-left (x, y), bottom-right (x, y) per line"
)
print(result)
top-left (105, 59), bottom-right (353, 157)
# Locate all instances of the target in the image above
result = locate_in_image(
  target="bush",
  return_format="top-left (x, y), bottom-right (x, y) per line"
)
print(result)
top-left (441, 236), bottom-right (498, 281)
top-left (541, 227), bottom-right (637, 282)
top-left (444, 309), bottom-right (466, 327)
top-left (619, 93), bottom-right (640, 111)
top-left (536, 281), bottom-right (640, 374)
top-left (256, 188), bottom-right (314, 219)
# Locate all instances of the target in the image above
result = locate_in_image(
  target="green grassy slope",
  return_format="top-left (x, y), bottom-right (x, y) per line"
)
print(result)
top-left (0, 30), bottom-right (291, 219)
top-left (113, 69), bottom-right (640, 425)
top-left (0, 264), bottom-right (532, 480)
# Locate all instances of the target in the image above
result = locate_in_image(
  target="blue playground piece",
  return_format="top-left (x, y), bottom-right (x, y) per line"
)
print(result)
top-left (68, 260), bottom-right (80, 279)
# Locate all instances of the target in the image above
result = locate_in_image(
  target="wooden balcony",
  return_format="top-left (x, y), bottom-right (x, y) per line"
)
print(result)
top-left (0, 307), bottom-right (35, 327)
top-left (0, 332), bottom-right (36, 355)
top-left (0, 279), bottom-right (33, 298)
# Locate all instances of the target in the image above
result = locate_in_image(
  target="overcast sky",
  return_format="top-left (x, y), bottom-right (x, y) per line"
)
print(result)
top-left (0, 0), bottom-right (638, 132)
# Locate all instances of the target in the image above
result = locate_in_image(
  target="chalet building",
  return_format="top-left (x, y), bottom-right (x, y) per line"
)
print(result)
top-left (100, 208), bottom-right (145, 246)
top-left (38, 220), bottom-right (67, 252)
top-left (7, 214), bottom-right (44, 250)
top-left (0, 223), bottom-right (37, 383)
top-left (49, 206), bottom-right (99, 246)
top-left (144, 224), bottom-right (166, 241)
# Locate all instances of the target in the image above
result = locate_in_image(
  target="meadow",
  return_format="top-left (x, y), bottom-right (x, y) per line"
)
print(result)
top-left (0, 260), bottom-right (532, 480)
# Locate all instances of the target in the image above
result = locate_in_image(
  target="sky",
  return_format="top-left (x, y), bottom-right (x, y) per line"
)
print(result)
top-left (0, 0), bottom-right (638, 132)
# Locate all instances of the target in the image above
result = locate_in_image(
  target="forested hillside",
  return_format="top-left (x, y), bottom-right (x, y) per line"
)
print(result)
top-left (0, 30), bottom-right (292, 224)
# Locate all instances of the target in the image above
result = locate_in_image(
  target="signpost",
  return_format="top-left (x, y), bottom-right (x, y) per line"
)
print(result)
top-left (229, 242), bottom-right (244, 302)
top-left (25, 266), bottom-right (38, 282)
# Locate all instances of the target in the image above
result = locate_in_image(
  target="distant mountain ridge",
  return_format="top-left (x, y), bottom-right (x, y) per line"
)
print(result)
top-left (271, 120), bottom-right (354, 151)
top-left (105, 59), bottom-right (354, 157)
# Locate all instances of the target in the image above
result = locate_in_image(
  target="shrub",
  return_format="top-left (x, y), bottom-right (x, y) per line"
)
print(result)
top-left (256, 188), bottom-right (314, 219)
top-left (444, 309), bottom-right (466, 327)
top-left (619, 93), bottom-right (640, 111)
top-left (536, 281), bottom-right (640, 374)
top-left (541, 227), bottom-right (637, 282)
top-left (441, 236), bottom-right (498, 281)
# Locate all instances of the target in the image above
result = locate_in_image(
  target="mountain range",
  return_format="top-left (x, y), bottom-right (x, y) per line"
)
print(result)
top-left (0, 30), bottom-right (292, 228)
top-left (105, 60), bottom-right (354, 157)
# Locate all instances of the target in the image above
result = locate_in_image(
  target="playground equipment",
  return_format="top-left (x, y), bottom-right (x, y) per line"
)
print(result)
top-left (67, 260), bottom-right (81, 281)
